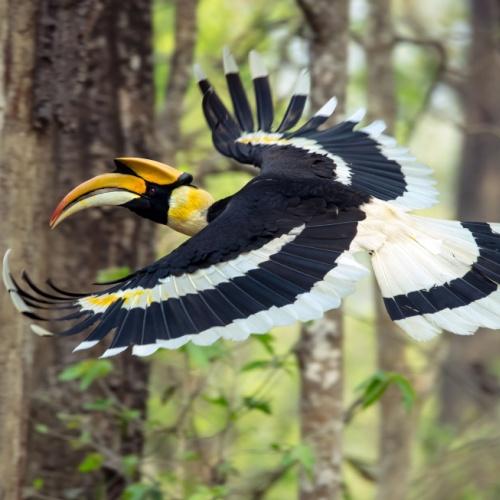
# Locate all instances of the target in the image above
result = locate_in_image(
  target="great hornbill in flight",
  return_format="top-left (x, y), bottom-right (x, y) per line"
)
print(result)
top-left (4, 49), bottom-right (500, 357)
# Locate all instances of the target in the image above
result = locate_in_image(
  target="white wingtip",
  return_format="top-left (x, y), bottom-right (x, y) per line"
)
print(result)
top-left (249, 50), bottom-right (268, 78)
top-left (361, 119), bottom-right (387, 137)
top-left (347, 107), bottom-right (366, 123)
top-left (132, 344), bottom-right (160, 357)
top-left (10, 292), bottom-right (31, 313)
top-left (315, 96), bottom-right (338, 117)
top-left (100, 346), bottom-right (128, 359)
top-left (293, 69), bottom-right (310, 96)
top-left (30, 324), bottom-right (55, 337)
top-left (193, 63), bottom-right (207, 82)
top-left (73, 340), bottom-right (99, 352)
top-left (222, 46), bottom-right (238, 74)
top-left (2, 248), bottom-right (14, 291)
top-left (156, 337), bottom-right (191, 349)
top-left (3, 250), bottom-right (32, 314)
top-left (490, 223), bottom-right (500, 235)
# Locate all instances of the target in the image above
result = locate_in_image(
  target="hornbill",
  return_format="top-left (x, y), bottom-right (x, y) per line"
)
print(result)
top-left (4, 49), bottom-right (500, 357)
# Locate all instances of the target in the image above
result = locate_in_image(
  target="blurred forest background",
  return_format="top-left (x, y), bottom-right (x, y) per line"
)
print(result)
top-left (1, 0), bottom-right (500, 499)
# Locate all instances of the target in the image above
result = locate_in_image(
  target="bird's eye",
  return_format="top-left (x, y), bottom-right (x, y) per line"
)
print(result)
top-left (149, 186), bottom-right (157, 195)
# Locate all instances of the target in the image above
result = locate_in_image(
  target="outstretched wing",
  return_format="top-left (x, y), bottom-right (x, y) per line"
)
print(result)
top-left (5, 178), bottom-right (368, 357)
top-left (196, 48), bottom-right (438, 211)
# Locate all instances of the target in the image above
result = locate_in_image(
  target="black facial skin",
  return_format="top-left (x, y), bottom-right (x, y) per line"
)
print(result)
top-left (122, 172), bottom-right (195, 225)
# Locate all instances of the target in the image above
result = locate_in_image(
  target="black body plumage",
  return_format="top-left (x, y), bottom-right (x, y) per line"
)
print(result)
top-left (4, 49), bottom-right (500, 356)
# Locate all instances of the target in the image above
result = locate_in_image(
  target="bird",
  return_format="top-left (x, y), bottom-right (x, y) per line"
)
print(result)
top-left (3, 48), bottom-right (500, 358)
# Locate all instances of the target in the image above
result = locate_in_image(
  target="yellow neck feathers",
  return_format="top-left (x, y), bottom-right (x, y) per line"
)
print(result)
top-left (168, 186), bottom-right (214, 236)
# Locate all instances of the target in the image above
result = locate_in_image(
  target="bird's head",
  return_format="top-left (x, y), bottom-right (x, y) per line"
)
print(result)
top-left (50, 158), bottom-right (214, 236)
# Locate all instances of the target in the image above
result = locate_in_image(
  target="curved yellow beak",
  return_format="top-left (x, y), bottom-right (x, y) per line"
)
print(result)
top-left (49, 157), bottom-right (185, 229)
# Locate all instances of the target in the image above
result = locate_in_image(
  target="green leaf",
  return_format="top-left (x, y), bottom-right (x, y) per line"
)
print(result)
top-left (58, 363), bottom-right (84, 382)
top-left (281, 443), bottom-right (315, 477)
top-left (58, 360), bottom-right (113, 390)
top-left (122, 454), bottom-right (140, 477)
top-left (205, 395), bottom-right (230, 408)
top-left (78, 452), bottom-right (104, 473)
top-left (391, 374), bottom-right (416, 410)
top-left (185, 343), bottom-right (226, 368)
top-left (270, 442), bottom-right (283, 452)
top-left (240, 359), bottom-right (273, 372)
top-left (35, 423), bottom-right (49, 434)
top-left (32, 478), bottom-right (44, 491)
top-left (188, 485), bottom-right (228, 500)
top-left (123, 483), bottom-right (163, 500)
top-left (83, 398), bottom-right (113, 412)
top-left (242, 396), bottom-right (272, 415)
top-left (79, 360), bottom-right (113, 390)
top-left (356, 371), bottom-right (415, 411)
top-left (361, 376), bottom-right (391, 408)
top-left (95, 266), bottom-right (131, 284)
top-left (120, 408), bottom-right (141, 423)
top-left (253, 333), bottom-right (275, 355)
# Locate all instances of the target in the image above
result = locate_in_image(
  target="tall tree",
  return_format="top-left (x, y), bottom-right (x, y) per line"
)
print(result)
top-left (0, 1), bottom-right (50, 497)
top-left (161, 0), bottom-right (198, 160)
top-left (365, 2), bottom-right (414, 499)
top-left (440, 0), bottom-right (500, 426)
top-left (19, 1), bottom-right (157, 497)
top-left (295, 1), bottom-right (349, 498)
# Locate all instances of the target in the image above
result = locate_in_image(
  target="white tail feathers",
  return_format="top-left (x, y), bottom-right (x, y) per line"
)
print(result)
top-left (359, 201), bottom-right (500, 340)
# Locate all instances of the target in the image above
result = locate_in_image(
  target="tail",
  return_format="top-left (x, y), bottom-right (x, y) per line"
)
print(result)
top-left (365, 205), bottom-right (500, 340)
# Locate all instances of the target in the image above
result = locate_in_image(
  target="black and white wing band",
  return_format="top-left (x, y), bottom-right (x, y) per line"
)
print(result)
top-left (195, 48), bottom-right (438, 211)
top-left (367, 213), bottom-right (500, 340)
top-left (4, 181), bottom-right (368, 357)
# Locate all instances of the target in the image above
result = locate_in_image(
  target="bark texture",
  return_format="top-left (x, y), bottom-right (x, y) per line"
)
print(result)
top-left (297, 0), bottom-right (349, 110)
top-left (24, 1), bottom-right (156, 497)
top-left (440, 0), bottom-right (500, 427)
top-left (366, 2), bottom-right (413, 499)
top-left (160, 0), bottom-right (198, 160)
top-left (296, 1), bottom-right (349, 498)
top-left (0, 2), bottom-right (50, 497)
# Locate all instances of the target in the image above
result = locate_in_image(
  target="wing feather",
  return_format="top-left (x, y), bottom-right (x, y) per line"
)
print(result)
top-left (7, 179), bottom-right (368, 356)
top-left (196, 50), bottom-right (438, 210)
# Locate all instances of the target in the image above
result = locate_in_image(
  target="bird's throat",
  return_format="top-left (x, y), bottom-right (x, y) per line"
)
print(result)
top-left (168, 186), bottom-right (214, 236)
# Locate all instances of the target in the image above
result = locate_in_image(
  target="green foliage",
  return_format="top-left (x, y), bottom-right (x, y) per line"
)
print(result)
top-left (356, 371), bottom-right (416, 411)
top-left (240, 358), bottom-right (276, 372)
top-left (58, 359), bottom-right (113, 390)
top-left (32, 478), bottom-right (44, 491)
top-left (123, 483), bottom-right (164, 500)
top-left (187, 485), bottom-right (228, 500)
top-left (83, 398), bottom-right (114, 412)
top-left (280, 443), bottom-right (315, 477)
top-left (95, 266), bottom-right (131, 284)
top-left (122, 455), bottom-right (141, 478)
top-left (78, 452), bottom-right (104, 473)
top-left (254, 332), bottom-right (276, 355)
top-left (242, 395), bottom-right (272, 415)
top-left (184, 342), bottom-right (227, 368)
top-left (35, 423), bottom-right (49, 434)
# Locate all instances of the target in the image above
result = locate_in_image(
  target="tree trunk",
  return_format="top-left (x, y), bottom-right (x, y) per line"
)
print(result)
top-left (365, 2), bottom-right (413, 499)
top-left (295, 1), bottom-right (349, 498)
top-left (160, 0), bottom-right (198, 160)
top-left (24, 1), bottom-right (156, 497)
top-left (0, 2), bottom-right (51, 497)
top-left (440, 0), bottom-right (500, 427)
